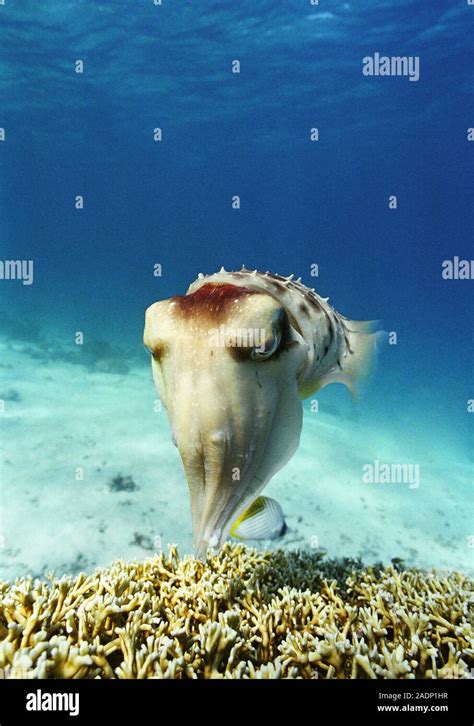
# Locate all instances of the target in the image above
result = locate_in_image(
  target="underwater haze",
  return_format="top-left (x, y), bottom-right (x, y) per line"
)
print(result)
top-left (0, 0), bottom-right (473, 579)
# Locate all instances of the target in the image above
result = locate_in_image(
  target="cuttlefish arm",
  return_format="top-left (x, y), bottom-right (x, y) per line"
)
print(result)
top-left (144, 268), bottom-right (380, 558)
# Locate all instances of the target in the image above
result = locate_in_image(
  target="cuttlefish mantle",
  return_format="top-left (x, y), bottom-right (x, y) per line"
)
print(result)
top-left (144, 268), bottom-right (381, 559)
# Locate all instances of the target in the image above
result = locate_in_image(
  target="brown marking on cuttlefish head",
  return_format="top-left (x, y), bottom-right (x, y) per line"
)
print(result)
top-left (171, 283), bottom-right (263, 323)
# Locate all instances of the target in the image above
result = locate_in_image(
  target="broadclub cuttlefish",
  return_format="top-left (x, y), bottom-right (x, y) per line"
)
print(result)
top-left (144, 268), bottom-right (381, 559)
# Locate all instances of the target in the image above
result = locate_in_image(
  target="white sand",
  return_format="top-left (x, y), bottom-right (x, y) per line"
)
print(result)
top-left (1, 339), bottom-right (472, 580)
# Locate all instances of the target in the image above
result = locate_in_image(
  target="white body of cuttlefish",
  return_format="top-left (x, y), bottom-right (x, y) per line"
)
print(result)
top-left (144, 268), bottom-right (381, 559)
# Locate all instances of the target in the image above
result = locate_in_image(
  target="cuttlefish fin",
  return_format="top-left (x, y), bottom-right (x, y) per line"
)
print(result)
top-left (314, 320), bottom-right (384, 401)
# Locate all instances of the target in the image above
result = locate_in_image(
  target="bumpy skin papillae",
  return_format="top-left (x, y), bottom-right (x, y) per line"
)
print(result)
top-left (144, 268), bottom-right (379, 558)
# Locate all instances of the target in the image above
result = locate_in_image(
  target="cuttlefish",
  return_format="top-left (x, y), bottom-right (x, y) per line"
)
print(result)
top-left (144, 268), bottom-right (380, 559)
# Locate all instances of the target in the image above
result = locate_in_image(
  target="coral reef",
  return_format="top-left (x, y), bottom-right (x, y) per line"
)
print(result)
top-left (0, 544), bottom-right (472, 679)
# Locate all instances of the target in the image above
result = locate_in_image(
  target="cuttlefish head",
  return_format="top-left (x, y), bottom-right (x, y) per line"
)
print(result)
top-left (144, 283), bottom-right (308, 559)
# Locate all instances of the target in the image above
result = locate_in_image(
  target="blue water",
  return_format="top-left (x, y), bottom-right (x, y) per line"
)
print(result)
top-left (0, 1), bottom-right (472, 573)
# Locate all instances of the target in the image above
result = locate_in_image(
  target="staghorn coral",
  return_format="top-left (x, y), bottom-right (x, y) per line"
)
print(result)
top-left (0, 543), bottom-right (472, 679)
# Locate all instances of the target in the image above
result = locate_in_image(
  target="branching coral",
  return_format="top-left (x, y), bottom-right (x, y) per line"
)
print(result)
top-left (0, 544), bottom-right (472, 679)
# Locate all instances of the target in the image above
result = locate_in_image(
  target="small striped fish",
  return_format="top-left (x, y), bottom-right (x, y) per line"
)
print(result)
top-left (230, 496), bottom-right (286, 541)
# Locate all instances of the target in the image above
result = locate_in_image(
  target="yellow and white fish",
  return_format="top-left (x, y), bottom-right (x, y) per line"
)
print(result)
top-left (230, 496), bottom-right (286, 541)
top-left (144, 267), bottom-right (381, 558)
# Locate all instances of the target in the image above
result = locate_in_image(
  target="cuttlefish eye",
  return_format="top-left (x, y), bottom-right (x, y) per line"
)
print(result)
top-left (251, 328), bottom-right (282, 361)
